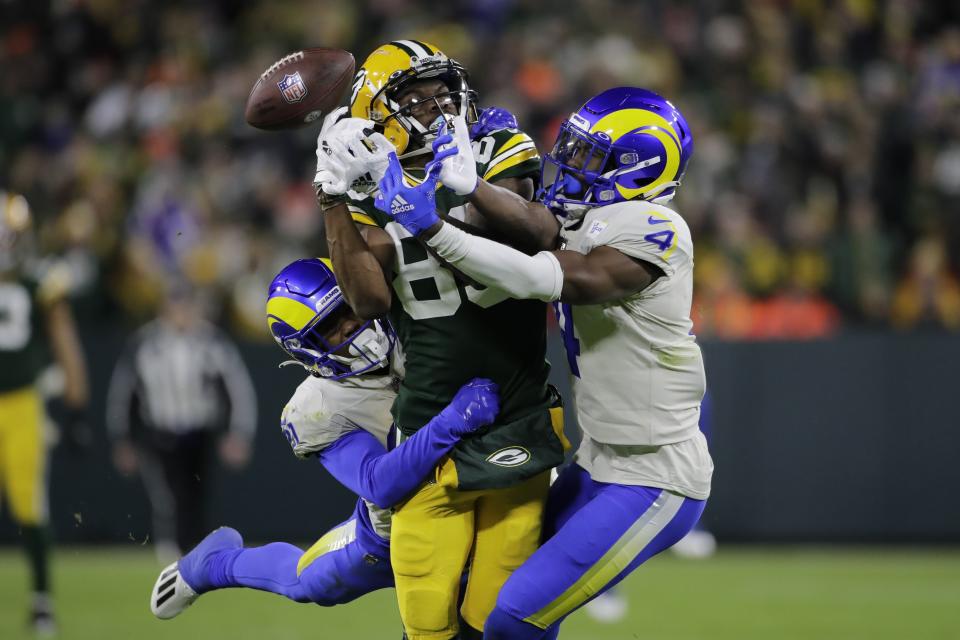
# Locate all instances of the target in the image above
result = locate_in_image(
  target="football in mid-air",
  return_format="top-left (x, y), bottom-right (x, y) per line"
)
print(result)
top-left (245, 48), bottom-right (355, 130)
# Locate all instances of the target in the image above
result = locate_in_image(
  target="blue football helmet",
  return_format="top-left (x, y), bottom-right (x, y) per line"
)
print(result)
top-left (266, 258), bottom-right (395, 379)
top-left (539, 87), bottom-right (694, 215)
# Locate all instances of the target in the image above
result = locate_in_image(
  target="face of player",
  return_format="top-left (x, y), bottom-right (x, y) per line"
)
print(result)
top-left (554, 133), bottom-right (608, 195)
top-left (395, 78), bottom-right (458, 129)
top-left (562, 138), bottom-right (606, 174)
top-left (314, 304), bottom-right (365, 357)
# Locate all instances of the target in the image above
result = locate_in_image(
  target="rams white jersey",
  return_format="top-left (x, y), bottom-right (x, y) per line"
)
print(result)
top-left (280, 373), bottom-right (398, 537)
top-left (557, 201), bottom-right (712, 499)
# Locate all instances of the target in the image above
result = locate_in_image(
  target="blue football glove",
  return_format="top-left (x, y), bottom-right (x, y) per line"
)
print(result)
top-left (435, 378), bottom-right (500, 437)
top-left (470, 107), bottom-right (519, 139)
top-left (374, 147), bottom-right (456, 236)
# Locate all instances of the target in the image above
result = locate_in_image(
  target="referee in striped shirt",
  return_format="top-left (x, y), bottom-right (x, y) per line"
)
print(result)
top-left (107, 289), bottom-right (256, 560)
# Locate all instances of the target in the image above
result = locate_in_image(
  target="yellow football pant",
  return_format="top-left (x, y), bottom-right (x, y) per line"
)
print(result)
top-left (0, 386), bottom-right (47, 525)
top-left (390, 470), bottom-right (550, 639)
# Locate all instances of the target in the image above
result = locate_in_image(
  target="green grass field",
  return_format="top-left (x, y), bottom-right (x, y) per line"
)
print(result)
top-left (1, 546), bottom-right (958, 639)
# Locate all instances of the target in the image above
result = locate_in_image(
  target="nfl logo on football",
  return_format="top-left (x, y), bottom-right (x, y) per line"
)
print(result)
top-left (277, 72), bottom-right (307, 103)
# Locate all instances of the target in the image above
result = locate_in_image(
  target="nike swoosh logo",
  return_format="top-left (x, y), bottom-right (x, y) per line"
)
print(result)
top-left (648, 216), bottom-right (668, 225)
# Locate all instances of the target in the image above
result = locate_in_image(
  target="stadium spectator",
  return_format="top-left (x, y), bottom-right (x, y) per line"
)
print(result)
top-left (0, 2), bottom-right (958, 337)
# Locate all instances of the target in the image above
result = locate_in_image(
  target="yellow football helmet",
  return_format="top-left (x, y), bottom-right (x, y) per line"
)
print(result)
top-left (351, 40), bottom-right (478, 156)
top-left (0, 190), bottom-right (33, 272)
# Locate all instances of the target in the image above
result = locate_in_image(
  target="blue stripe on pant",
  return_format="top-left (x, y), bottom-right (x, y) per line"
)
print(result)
top-left (215, 500), bottom-right (394, 605)
top-left (483, 464), bottom-right (706, 640)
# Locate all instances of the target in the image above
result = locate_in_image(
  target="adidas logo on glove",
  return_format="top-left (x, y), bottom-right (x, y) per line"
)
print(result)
top-left (391, 202), bottom-right (415, 214)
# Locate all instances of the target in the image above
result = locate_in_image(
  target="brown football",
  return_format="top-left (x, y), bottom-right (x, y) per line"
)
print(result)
top-left (245, 48), bottom-right (356, 131)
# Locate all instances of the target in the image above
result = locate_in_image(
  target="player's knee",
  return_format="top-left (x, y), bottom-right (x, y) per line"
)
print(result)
top-left (390, 527), bottom-right (435, 577)
top-left (497, 517), bottom-right (542, 570)
top-left (484, 605), bottom-right (546, 640)
top-left (297, 576), bottom-right (346, 606)
top-left (297, 563), bottom-right (348, 606)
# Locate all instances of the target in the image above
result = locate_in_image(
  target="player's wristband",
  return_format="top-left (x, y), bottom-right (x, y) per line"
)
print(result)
top-left (316, 188), bottom-right (348, 211)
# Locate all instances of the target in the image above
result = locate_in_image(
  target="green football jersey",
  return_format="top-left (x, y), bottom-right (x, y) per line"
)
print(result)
top-left (348, 126), bottom-right (546, 429)
top-left (345, 127), bottom-right (564, 488)
top-left (0, 273), bottom-right (52, 392)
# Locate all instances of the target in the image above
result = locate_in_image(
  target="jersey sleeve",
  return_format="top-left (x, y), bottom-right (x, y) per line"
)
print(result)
top-left (280, 379), bottom-right (360, 459)
top-left (478, 128), bottom-right (541, 184)
top-left (593, 205), bottom-right (690, 277)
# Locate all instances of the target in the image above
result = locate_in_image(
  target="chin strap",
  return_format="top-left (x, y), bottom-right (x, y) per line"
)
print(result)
top-left (646, 180), bottom-right (681, 203)
top-left (278, 359), bottom-right (313, 373)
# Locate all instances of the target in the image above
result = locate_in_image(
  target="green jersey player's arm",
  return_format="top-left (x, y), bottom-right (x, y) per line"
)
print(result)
top-left (462, 176), bottom-right (560, 254)
top-left (39, 270), bottom-right (89, 410)
top-left (423, 220), bottom-right (662, 306)
top-left (463, 129), bottom-right (560, 254)
top-left (324, 201), bottom-right (396, 320)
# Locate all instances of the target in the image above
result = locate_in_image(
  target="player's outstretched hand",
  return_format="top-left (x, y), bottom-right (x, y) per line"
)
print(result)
top-left (313, 107), bottom-right (380, 196)
top-left (471, 107), bottom-right (518, 139)
top-left (373, 148), bottom-right (453, 236)
top-left (432, 115), bottom-right (478, 196)
top-left (440, 377), bottom-right (500, 437)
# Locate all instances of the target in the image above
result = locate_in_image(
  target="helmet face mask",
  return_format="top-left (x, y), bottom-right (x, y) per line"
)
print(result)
top-left (538, 87), bottom-right (694, 217)
top-left (266, 259), bottom-right (396, 380)
top-left (282, 314), bottom-right (396, 380)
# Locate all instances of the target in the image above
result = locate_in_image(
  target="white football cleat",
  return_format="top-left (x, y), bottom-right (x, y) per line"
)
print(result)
top-left (671, 528), bottom-right (717, 559)
top-left (150, 527), bottom-right (243, 619)
top-left (150, 561), bottom-right (198, 619)
top-left (584, 589), bottom-right (629, 624)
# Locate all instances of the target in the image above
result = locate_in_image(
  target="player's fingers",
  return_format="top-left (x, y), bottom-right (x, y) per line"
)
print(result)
top-left (385, 151), bottom-right (403, 177)
top-left (320, 106), bottom-right (347, 134)
top-left (328, 136), bottom-right (352, 160)
top-left (434, 133), bottom-right (454, 152)
top-left (383, 155), bottom-right (400, 184)
top-left (313, 169), bottom-right (335, 186)
top-left (380, 168), bottom-right (398, 197)
top-left (453, 114), bottom-right (470, 141)
top-left (328, 177), bottom-right (347, 194)
top-left (424, 158), bottom-right (443, 180)
top-left (346, 134), bottom-right (370, 159)
top-left (434, 144), bottom-right (458, 163)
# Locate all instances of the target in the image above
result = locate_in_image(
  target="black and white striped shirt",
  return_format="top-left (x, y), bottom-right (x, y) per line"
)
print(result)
top-left (107, 320), bottom-right (257, 440)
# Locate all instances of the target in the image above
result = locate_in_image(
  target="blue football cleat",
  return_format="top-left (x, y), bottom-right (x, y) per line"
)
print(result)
top-left (150, 526), bottom-right (243, 619)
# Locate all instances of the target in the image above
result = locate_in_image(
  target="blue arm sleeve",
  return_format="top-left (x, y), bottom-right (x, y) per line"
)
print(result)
top-left (318, 418), bottom-right (460, 509)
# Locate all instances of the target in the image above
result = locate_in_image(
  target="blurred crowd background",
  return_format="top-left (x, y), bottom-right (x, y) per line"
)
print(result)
top-left (2, 0), bottom-right (959, 340)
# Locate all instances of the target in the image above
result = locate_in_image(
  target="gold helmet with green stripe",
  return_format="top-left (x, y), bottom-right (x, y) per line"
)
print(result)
top-left (350, 40), bottom-right (478, 157)
top-left (0, 190), bottom-right (33, 273)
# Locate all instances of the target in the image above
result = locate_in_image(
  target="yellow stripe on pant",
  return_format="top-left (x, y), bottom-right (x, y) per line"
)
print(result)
top-left (0, 385), bottom-right (48, 525)
top-left (296, 518), bottom-right (358, 576)
top-left (390, 470), bottom-right (550, 639)
top-left (524, 490), bottom-right (685, 628)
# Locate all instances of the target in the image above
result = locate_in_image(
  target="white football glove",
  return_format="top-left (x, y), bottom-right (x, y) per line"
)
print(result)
top-left (434, 114), bottom-right (478, 196)
top-left (344, 130), bottom-right (395, 191)
top-left (314, 107), bottom-right (379, 196)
